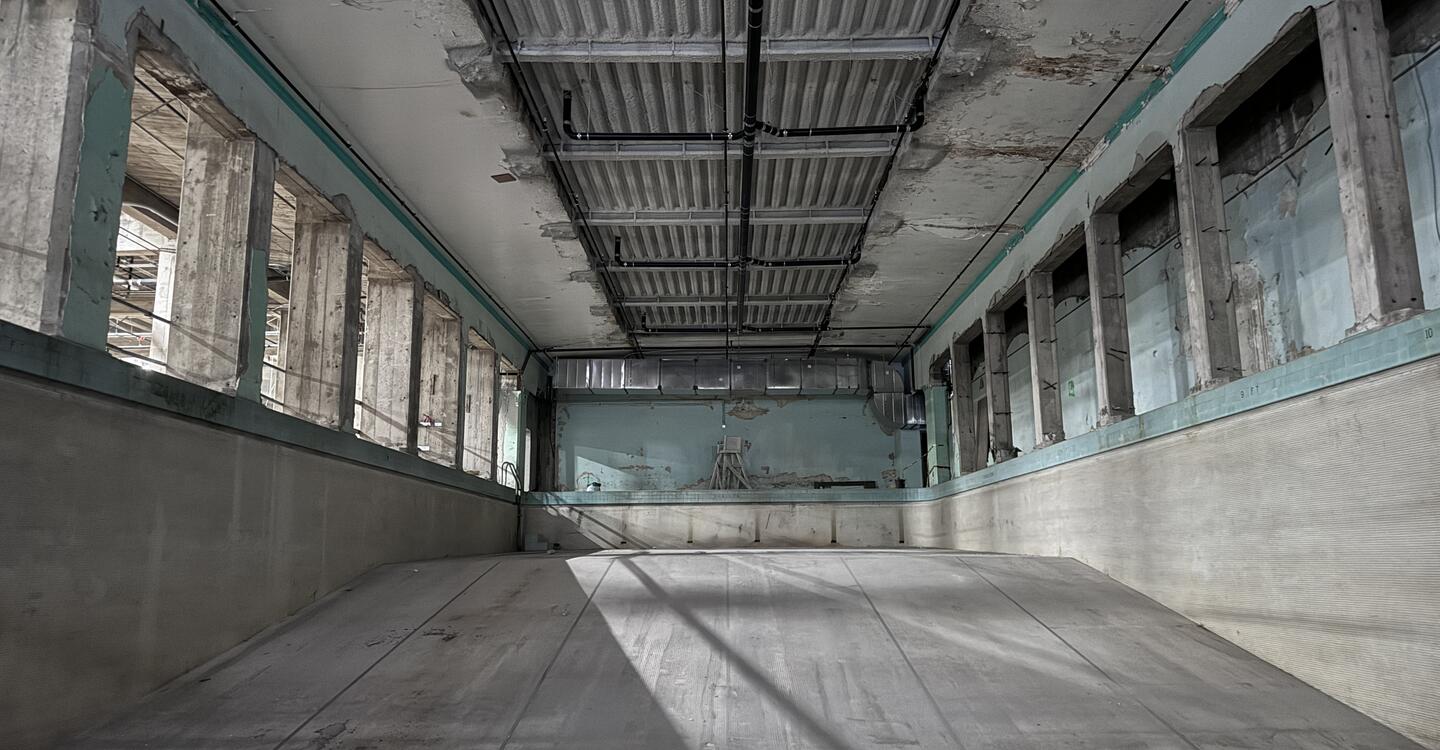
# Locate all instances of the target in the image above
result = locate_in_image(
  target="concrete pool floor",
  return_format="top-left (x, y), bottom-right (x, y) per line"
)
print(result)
top-left (66, 550), bottom-right (1421, 749)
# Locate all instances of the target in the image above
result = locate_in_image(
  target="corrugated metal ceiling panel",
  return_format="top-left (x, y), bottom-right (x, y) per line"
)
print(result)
top-left (603, 223), bottom-right (861, 261)
top-left (490, 0), bottom-right (953, 349)
top-left (569, 156), bottom-right (888, 211)
top-left (532, 58), bottom-right (925, 133)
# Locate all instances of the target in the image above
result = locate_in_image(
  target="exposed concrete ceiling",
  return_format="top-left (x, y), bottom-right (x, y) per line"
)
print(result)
top-left (219, 0), bottom-right (625, 352)
top-left (856, 0), bottom-right (1225, 353)
top-left (217, 0), bottom-right (1224, 356)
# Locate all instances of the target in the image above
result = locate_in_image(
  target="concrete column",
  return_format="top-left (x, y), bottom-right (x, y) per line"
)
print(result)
top-left (359, 267), bottom-right (422, 451)
top-left (416, 297), bottom-right (461, 467)
top-left (923, 384), bottom-right (952, 486)
top-left (1085, 213), bottom-right (1136, 423)
top-left (155, 116), bottom-right (275, 392)
top-left (948, 336), bottom-right (979, 476)
top-left (462, 336), bottom-right (498, 478)
top-left (982, 310), bottom-right (1017, 463)
top-left (283, 200), bottom-right (361, 428)
top-left (1174, 127), bottom-right (1243, 389)
top-left (0, 0), bottom-right (86, 333)
top-left (1025, 272), bottom-right (1065, 446)
top-left (1317, 0), bottom-right (1426, 331)
top-left (0, 0), bottom-right (120, 345)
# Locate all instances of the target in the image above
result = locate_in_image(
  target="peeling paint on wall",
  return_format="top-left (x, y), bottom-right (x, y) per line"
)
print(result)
top-left (725, 400), bottom-right (770, 421)
top-left (1017, 49), bottom-right (1161, 86)
top-left (952, 136), bottom-right (1094, 166)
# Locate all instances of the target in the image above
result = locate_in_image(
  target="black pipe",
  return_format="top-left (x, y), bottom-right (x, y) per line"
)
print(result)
top-left (562, 79), bottom-right (927, 143)
top-left (617, 260), bottom-right (737, 269)
top-left (562, 96), bottom-right (925, 143)
top-left (561, 91), bottom-right (738, 142)
top-left (743, 325), bottom-right (836, 334)
top-left (637, 325), bottom-right (838, 335)
top-left (827, 325), bottom-right (932, 331)
top-left (608, 238), bottom-right (741, 268)
top-left (734, 0), bottom-right (766, 329)
top-left (757, 83), bottom-right (927, 138)
top-left (543, 343), bottom-right (911, 354)
top-left (752, 257), bottom-right (851, 268)
top-left (609, 237), bottom-right (850, 269)
top-left (639, 327), bottom-right (762, 335)
top-left (609, 257), bottom-right (851, 270)
top-left (718, 0), bottom-right (733, 355)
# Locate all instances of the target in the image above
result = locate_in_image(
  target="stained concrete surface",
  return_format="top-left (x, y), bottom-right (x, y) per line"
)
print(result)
top-left (0, 366), bottom-right (518, 749)
top-left (63, 550), bottom-right (1419, 750)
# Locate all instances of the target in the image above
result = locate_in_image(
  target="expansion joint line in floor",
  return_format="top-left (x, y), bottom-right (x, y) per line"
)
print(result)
top-left (838, 556), bottom-right (968, 750)
top-left (271, 559), bottom-right (504, 750)
top-left (496, 557), bottom-right (617, 750)
top-left (953, 557), bottom-right (1203, 750)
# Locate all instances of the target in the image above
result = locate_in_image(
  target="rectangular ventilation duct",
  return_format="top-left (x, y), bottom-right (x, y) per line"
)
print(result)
top-left (552, 356), bottom-right (922, 429)
top-left (587, 359), bottom-right (625, 395)
top-left (660, 358), bottom-right (696, 395)
top-left (768, 358), bottom-right (802, 396)
top-left (554, 355), bottom-right (899, 395)
top-left (624, 360), bottom-right (659, 393)
top-left (732, 359), bottom-right (767, 395)
top-left (868, 392), bottom-right (927, 432)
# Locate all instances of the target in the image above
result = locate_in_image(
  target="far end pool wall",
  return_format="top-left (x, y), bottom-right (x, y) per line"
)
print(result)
top-left (554, 397), bottom-right (923, 491)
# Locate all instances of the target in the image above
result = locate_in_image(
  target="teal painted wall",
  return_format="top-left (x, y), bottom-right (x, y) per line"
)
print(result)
top-left (555, 398), bottom-right (922, 491)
